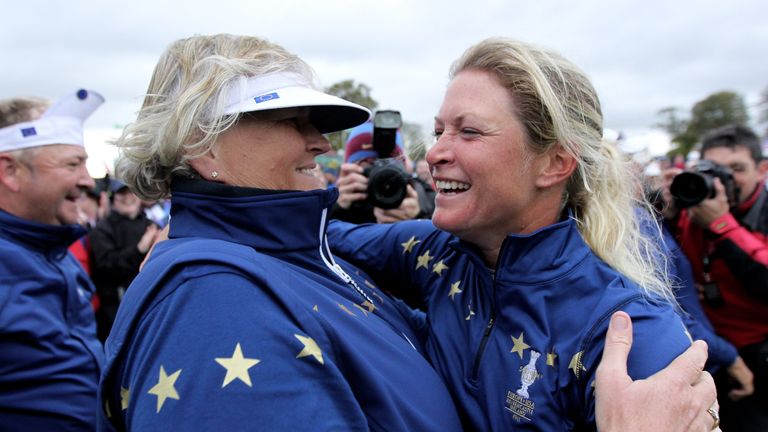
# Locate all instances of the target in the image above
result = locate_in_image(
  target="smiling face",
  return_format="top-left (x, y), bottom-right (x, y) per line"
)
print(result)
top-left (428, 69), bottom-right (566, 251)
top-left (192, 108), bottom-right (330, 191)
top-left (15, 144), bottom-right (95, 225)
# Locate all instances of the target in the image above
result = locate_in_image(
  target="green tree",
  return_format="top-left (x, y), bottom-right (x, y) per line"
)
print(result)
top-left (324, 80), bottom-right (379, 151)
top-left (658, 91), bottom-right (750, 157)
top-left (686, 91), bottom-right (749, 137)
top-left (655, 106), bottom-right (696, 157)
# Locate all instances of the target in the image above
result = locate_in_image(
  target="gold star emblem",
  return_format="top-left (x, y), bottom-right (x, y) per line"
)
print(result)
top-left (465, 304), bottom-right (476, 321)
top-left (448, 281), bottom-right (462, 300)
top-left (215, 343), bottom-right (261, 388)
top-left (312, 304), bottom-right (319, 312)
top-left (510, 332), bottom-right (530, 359)
top-left (416, 250), bottom-right (433, 270)
top-left (546, 351), bottom-right (557, 367)
top-left (432, 260), bottom-right (449, 276)
top-left (401, 236), bottom-right (421, 254)
top-left (338, 303), bottom-right (356, 316)
top-left (569, 351), bottom-right (586, 378)
top-left (361, 300), bottom-right (377, 313)
top-left (353, 303), bottom-right (369, 316)
top-left (147, 365), bottom-right (182, 413)
top-left (295, 334), bottom-right (324, 365)
top-left (120, 387), bottom-right (130, 410)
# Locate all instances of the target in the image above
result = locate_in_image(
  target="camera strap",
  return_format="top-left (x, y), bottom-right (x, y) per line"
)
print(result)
top-left (701, 239), bottom-right (718, 284)
top-left (702, 254), bottom-right (713, 283)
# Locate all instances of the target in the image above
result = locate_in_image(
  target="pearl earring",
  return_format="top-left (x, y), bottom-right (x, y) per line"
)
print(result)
top-left (211, 171), bottom-right (219, 179)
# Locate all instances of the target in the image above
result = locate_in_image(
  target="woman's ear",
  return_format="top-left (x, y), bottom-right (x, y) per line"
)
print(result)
top-left (535, 145), bottom-right (577, 188)
top-left (187, 151), bottom-right (219, 182)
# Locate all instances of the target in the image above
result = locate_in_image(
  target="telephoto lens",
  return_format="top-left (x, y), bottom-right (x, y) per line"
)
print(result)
top-left (669, 171), bottom-right (715, 208)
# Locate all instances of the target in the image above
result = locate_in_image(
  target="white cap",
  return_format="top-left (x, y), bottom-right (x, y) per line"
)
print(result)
top-left (0, 89), bottom-right (104, 152)
top-left (223, 73), bottom-right (370, 134)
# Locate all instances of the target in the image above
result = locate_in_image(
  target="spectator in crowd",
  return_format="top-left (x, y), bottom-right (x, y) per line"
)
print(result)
top-left (613, 136), bottom-right (751, 389)
top-left (327, 37), bottom-right (718, 430)
top-left (68, 183), bottom-right (105, 275)
top-left (90, 179), bottom-right (159, 341)
top-left (662, 124), bottom-right (768, 431)
top-left (0, 89), bottom-right (104, 429)
top-left (331, 120), bottom-right (434, 223)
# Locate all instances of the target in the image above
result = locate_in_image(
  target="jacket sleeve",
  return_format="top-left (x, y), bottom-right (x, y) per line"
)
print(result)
top-left (327, 220), bottom-right (446, 307)
top-left (578, 299), bottom-right (692, 425)
top-left (708, 212), bottom-right (768, 303)
top-left (112, 271), bottom-right (369, 431)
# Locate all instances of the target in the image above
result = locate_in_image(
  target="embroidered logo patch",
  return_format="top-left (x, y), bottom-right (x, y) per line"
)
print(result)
top-left (254, 92), bottom-right (279, 103)
top-left (505, 350), bottom-right (541, 423)
top-left (21, 127), bottom-right (37, 137)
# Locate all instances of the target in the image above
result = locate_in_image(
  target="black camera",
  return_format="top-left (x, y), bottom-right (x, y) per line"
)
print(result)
top-left (363, 158), bottom-right (412, 209)
top-left (669, 159), bottom-right (740, 209)
top-left (356, 110), bottom-right (410, 209)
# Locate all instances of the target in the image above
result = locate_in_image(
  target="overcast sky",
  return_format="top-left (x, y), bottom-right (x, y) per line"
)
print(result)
top-left (3, 0), bottom-right (767, 138)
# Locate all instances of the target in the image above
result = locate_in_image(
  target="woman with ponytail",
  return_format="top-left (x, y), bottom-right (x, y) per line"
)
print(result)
top-left (328, 38), bottom-right (716, 430)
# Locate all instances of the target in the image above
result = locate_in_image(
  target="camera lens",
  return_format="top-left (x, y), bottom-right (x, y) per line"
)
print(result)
top-left (368, 165), bottom-right (409, 209)
top-left (670, 172), bottom-right (713, 208)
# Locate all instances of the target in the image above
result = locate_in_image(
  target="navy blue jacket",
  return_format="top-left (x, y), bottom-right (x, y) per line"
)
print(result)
top-left (328, 217), bottom-right (692, 430)
top-left (0, 209), bottom-right (103, 431)
top-left (98, 180), bottom-right (462, 432)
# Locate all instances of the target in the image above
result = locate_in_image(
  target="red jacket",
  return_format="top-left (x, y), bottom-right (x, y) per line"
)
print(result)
top-left (674, 183), bottom-right (768, 348)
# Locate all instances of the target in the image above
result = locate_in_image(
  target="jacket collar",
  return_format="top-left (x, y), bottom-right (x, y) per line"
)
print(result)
top-left (450, 211), bottom-right (590, 284)
top-left (0, 208), bottom-right (86, 257)
top-left (169, 178), bottom-right (339, 252)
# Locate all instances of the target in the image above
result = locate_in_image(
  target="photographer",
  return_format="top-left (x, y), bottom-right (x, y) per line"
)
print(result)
top-left (663, 124), bottom-right (768, 431)
top-left (331, 111), bottom-right (434, 224)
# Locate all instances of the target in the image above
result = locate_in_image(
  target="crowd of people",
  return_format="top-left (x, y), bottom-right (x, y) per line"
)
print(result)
top-left (5, 31), bottom-right (764, 431)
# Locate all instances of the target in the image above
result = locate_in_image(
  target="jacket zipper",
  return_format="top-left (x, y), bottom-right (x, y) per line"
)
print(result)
top-left (470, 261), bottom-right (500, 381)
top-left (471, 314), bottom-right (496, 380)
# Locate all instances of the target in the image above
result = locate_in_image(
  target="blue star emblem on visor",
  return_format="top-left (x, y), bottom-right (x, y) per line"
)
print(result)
top-left (254, 92), bottom-right (280, 103)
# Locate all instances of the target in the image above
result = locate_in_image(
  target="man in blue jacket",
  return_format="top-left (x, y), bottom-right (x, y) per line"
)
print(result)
top-left (0, 89), bottom-right (105, 430)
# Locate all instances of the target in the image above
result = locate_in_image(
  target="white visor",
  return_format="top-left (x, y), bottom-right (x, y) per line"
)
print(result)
top-left (0, 89), bottom-right (104, 152)
top-left (223, 73), bottom-right (370, 134)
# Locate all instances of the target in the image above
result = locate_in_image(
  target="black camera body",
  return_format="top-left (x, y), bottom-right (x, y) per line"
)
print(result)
top-left (356, 110), bottom-right (411, 209)
top-left (670, 159), bottom-right (740, 209)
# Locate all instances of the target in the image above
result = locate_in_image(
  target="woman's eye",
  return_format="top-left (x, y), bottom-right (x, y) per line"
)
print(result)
top-left (461, 128), bottom-right (480, 136)
top-left (432, 130), bottom-right (444, 138)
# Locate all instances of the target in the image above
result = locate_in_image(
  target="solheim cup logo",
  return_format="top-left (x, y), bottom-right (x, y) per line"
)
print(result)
top-left (516, 350), bottom-right (541, 399)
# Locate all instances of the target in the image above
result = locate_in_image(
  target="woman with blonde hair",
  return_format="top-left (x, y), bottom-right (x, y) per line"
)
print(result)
top-left (328, 37), bottom-right (716, 430)
top-left (97, 34), bottom-right (464, 431)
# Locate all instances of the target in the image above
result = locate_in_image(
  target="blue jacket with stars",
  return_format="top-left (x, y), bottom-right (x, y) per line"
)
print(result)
top-left (327, 217), bottom-right (692, 431)
top-left (0, 209), bottom-right (103, 431)
top-left (98, 179), bottom-right (462, 432)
